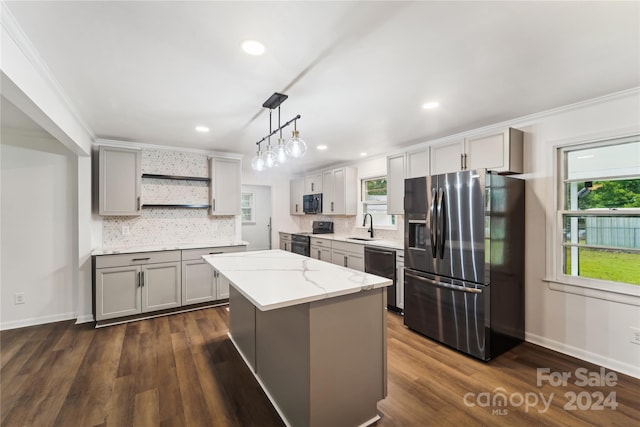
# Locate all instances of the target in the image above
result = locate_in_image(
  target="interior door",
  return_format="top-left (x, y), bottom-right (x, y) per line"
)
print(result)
top-left (241, 185), bottom-right (272, 251)
top-left (435, 171), bottom-right (486, 283)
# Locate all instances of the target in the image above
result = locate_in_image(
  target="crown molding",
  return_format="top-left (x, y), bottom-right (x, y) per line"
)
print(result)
top-left (1, 1), bottom-right (95, 141)
top-left (93, 138), bottom-right (243, 160)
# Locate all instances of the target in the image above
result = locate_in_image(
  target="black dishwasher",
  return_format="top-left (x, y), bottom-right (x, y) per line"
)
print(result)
top-left (364, 246), bottom-right (400, 313)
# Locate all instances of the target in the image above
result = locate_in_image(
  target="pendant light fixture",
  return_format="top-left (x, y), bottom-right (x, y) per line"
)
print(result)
top-left (285, 118), bottom-right (307, 158)
top-left (251, 92), bottom-right (305, 171)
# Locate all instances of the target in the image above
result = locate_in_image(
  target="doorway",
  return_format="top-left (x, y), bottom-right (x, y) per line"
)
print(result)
top-left (241, 185), bottom-right (272, 251)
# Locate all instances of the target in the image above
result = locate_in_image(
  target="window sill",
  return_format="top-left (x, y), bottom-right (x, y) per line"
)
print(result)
top-left (542, 276), bottom-right (640, 306)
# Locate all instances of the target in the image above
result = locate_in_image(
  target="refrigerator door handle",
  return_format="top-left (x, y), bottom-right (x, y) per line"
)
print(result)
top-left (438, 188), bottom-right (446, 259)
top-left (429, 189), bottom-right (437, 258)
top-left (405, 272), bottom-right (482, 294)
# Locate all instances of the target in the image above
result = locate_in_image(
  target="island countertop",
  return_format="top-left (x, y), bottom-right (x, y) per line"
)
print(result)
top-left (202, 249), bottom-right (392, 311)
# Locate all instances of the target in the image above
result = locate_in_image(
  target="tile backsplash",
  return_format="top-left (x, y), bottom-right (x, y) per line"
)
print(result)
top-left (101, 148), bottom-right (236, 248)
top-left (294, 215), bottom-right (404, 242)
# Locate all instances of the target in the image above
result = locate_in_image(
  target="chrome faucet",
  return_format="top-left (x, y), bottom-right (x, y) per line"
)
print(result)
top-left (363, 213), bottom-right (374, 238)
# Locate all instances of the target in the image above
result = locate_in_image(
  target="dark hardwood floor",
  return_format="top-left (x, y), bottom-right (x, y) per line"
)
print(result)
top-left (2, 307), bottom-right (639, 426)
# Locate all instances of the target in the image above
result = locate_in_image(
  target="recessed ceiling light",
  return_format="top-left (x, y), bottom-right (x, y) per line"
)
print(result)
top-left (195, 126), bottom-right (210, 133)
top-left (360, 152), bottom-right (368, 156)
top-left (317, 145), bottom-right (328, 150)
top-left (241, 40), bottom-right (265, 56)
top-left (422, 101), bottom-right (440, 110)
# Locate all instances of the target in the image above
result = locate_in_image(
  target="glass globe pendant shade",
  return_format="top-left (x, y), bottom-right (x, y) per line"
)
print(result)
top-left (251, 149), bottom-right (265, 171)
top-left (276, 138), bottom-right (288, 164)
top-left (263, 144), bottom-right (278, 168)
top-left (286, 130), bottom-right (307, 158)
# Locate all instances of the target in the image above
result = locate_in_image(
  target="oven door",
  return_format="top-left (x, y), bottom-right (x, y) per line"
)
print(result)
top-left (291, 239), bottom-right (310, 257)
top-left (403, 268), bottom-right (489, 360)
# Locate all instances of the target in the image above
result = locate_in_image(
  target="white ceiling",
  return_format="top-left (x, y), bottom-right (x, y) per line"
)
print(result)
top-left (4, 1), bottom-right (639, 173)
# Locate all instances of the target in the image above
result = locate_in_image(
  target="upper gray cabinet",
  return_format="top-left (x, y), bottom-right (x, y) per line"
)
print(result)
top-left (386, 154), bottom-right (405, 215)
top-left (98, 145), bottom-right (141, 216)
top-left (322, 167), bottom-right (357, 215)
top-left (430, 128), bottom-right (524, 175)
top-left (290, 178), bottom-right (304, 215)
top-left (210, 157), bottom-right (241, 215)
top-left (304, 173), bottom-right (323, 194)
top-left (386, 149), bottom-right (429, 214)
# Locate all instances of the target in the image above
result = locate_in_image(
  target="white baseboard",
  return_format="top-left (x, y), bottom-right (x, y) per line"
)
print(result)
top-left (75, 314), bottom-right (95, 324)
top-left (526, 332), bottom-right (640, 379)
top-left (0, 312), bottom-right (76, 331)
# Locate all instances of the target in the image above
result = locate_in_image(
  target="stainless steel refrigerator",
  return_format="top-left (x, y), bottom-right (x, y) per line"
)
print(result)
top-left (403, 170), bottom-right (525, 360)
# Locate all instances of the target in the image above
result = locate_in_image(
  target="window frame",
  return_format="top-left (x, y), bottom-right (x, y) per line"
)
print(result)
top-left (551, 134), bottom-right (640, 298)
top-left (241, 191), bottom-right (255, 224)
top-left (360, 175), bottom-right (397, 229)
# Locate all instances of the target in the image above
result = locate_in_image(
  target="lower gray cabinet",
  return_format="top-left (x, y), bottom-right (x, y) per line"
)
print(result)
top-left (94, 245), bottom-right (247, 322)
top-left (181, 245), bottom-right (246, 305)
top-left (94, 250), bottom-right (181, 321)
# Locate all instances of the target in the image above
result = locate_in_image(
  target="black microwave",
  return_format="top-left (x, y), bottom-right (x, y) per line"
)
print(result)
top-left (303, 193), bottom-right (322, 214)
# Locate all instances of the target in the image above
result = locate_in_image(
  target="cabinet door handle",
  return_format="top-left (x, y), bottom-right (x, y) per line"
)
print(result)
top-left (137, 196), bottom-right (141, 211)
top-left (140, 271), bottom-right (145, 287)
top-left (460, 154), bottom-right (464, 170)
top-left (463, 153), bottom-right (467, 170)
top-left (311, 183), bottom-right (314, 191)
top-left (212, 198), bottom-right (216, 211)
top-left (295, 204), bottom-right (298, 213)
top-left (284, 243), bottom-right (288, 251)
top-left (318, 250), bottom-right (321, 259)
top-left (137, 271), bottom-right (141, 287)
top-left (331, 201), bottom-right (334, 212)
top-left (344, 255), bottom-right (347, 267)
top-left (209, 251), bottom-right (223, 255)
top-left (132, 257), bottom-right (150, 262)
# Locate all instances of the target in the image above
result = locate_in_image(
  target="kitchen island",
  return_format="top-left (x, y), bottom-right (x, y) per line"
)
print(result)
top-left (202, 249), bottom-right (392, 427)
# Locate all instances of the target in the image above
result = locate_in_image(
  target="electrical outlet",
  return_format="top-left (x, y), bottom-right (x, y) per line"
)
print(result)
top-left (14, 293), bottom-right (25, 305)
top-left (630, 327), bottom-right (640, 346)
top-left (122, 226), bottom-right (130, 236)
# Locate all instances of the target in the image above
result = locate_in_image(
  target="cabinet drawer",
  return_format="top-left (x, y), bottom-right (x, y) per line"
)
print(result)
top-left (310, 237), bottom-right (331, 247)
top-left (95, 250), bottom-right (181, 268)
top-left (331, 240), bottom-right (364, 255)
top-left (181, 245), bottom-right (245, 261)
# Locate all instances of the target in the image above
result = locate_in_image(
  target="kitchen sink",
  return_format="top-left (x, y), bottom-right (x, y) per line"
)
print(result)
top-left (346, 237), bottom-right (376, 241)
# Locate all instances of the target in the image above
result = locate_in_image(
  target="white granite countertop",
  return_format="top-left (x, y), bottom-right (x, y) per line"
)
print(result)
top-left (278, 232), bottom-right (404, 251)
top-left (92, 240), bottom-right (248, 256)
top-left (203, 249), bottom-right (392, 311)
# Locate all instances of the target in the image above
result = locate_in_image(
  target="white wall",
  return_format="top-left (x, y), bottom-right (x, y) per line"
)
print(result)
top-left (1, 129), bottom-right (77, 329)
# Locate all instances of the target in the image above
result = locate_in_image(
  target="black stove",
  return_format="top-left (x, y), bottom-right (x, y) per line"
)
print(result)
top-left (291, 221), bottom-right (333, 256)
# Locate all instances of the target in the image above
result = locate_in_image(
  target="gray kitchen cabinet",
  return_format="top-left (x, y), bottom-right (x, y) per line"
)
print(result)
top-left (310, 237), bottom-right (332, 262)
top-left (386, 153), bottom-right (405, 215)
top-left (181, 245), bottom-right (246, 305)
top-left (98, 145), bottom-right (141, 216)
top-left (304, 173), bottom-right (323, 194)
top-left (330, 240), bottom-right (364, 271)
top-left (94, 250), bottom-right (181, 321)
top-left (289, 178), bottom-right (304, 215)
top-left (322, 167), bottom-right (357, 215)
top-left (430, 128), bottom-right (523, 175)
top-left (406, 149), bottom-right (429, 178)
top-left (280, 232), bottom-right (292, 251)
top-left (210, 157), bottom-right (241, 215)
top-left (430, 139), bottom-right (465, 175)
top-left (396, 250), bottom-right (404, 310)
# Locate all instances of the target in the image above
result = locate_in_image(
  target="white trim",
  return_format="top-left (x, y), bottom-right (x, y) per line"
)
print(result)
top-left (1, 1), bottom-right (95, 141)
top-left (75, 314), bottom-right (95, 324)
top-left (0, 311), bottom-right (76, 331)
top-left (543, 279), bottom-right (640, 306)
top-left (94, 138), bottom-right (243, 159)
top-left (525, 332), bottom-right (640, 379)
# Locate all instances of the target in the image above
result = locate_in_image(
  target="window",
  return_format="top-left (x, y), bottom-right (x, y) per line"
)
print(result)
top-left (557, 136), bottom-right (640, 287)
top-left (241, 192), bottom-right (254, 223)
top-left (362, 176), bottom-right (396, 227)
